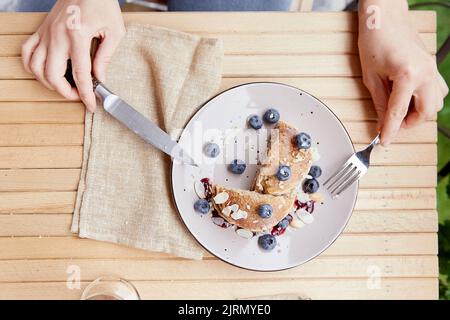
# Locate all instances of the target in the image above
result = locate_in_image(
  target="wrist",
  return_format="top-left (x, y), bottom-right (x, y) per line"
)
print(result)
top-left (358, 0), bottom-right (410, 33)
top-left (359, 0), bottom-right (408, 13)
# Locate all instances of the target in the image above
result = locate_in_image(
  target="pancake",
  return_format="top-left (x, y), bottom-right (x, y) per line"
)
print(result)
top-left (212, 185), bottom-right (296, 232)
top-left (254, 121), bottom-right (313, 195)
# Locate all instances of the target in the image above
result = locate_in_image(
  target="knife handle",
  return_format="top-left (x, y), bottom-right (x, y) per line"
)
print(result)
top-left (64, 38), bottom-right (103, 92)
top-left (93, 81), bottom-right (114, 103)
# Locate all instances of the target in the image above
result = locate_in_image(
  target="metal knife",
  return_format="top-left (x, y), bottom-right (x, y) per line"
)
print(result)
top-left (93, 79), bottom-right (197, 167)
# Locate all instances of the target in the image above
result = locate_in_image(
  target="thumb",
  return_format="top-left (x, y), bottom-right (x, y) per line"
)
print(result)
top-left (92, 35), bottom-right (122, 82)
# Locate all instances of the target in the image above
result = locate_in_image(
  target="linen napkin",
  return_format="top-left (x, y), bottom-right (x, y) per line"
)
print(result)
top-left (71, 24), bottom-right (223, 260)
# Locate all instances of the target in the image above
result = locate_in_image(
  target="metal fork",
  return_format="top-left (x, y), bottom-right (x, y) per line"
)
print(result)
top-left (324, 134), bottom-right (381, 199)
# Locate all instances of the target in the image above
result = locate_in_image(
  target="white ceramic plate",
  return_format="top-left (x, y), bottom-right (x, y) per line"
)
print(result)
top-left (171, 82), bottom-right (357, 271)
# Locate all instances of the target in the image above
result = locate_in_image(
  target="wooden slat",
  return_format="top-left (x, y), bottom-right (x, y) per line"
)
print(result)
top-left (0, 144), bottom-right (436, 171)
top-left (346, 121), bottom-right (436, 144)
top-left (0, 35), bottom-right (25, 56)
top-left (0, 12), bottom-right (436, 34)
top-left (0, 209), bottom-right (437, 237)
top-left (0, 214), bottom-right (72, 237)
top-left (223, 55), bottom-right (362, 77)
top-left (1, 55), bottom-right (364, 78)
top-left (355, 189), bottom-right (435, 211)
top-left (0, 57), bottom-right (29, 79)
top-left (0, 233), bottom-right (438, 260)
top-left (360, 166), bottom-right (436, 188)
top-left (0, 33), bottom-right (436, 56)
top-left (0, 188), bottom-right (435, 214)
top-left (0, 169), bottom-right (80, 191)
top-left (0, 166), bottom-right (435, 192)
top-left (0, 124), bottom-right (83, 146)
top-left (0, 102), bottom-right (84, 124)
top-left (346, 210), bottom-right (437, 233)
top-left (368, 143), bottom-right (436, 166)
top-left (0, 80), bottom-right (66, 101)
top-left (0, 192), bottom-right (76, 214)
top-left (0, 146), bottom-right (82, 169)
top-left (0, 121), bottom-right (436, 147)
top-left (0, 278), bottom-right (438, 300)
top-left (0, 256), bottom-right (437, 282)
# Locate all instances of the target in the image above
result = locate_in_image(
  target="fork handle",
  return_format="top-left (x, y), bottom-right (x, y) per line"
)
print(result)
top-left (364, 133), bottom-right (381, 153)
top-left (370, 134), bottom-right (381, 147)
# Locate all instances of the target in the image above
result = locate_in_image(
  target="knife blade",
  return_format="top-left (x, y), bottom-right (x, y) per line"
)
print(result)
top-left (94, 81), bottom-right (197, 167)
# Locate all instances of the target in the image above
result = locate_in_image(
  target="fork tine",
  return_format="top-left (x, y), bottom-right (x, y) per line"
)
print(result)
top-left (327, 164), bottom-right (356, 191)
top-left (323, 161), bottom-right (352, 188)
top-left (331, 170), bottom-right (362, 199)
top-left (329, 167), bottom-right (358, 194)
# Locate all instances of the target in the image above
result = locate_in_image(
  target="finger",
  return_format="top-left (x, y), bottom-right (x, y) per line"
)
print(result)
top-left (22, 33), bottom-right (40, 74)
top-left (437, 73), bottom-right (449, 97)
top-left (45, 43), bottom-right (79, 100)
top-left (71, 39), bottom-right (96, 112)
top-left (403, 87), bottom-right (436, 128)
top-left (92, 34), bottom-right (123, 82)
top-left (363, 75), bottom-right (389, 131)
top-left (29, 44), bottom-right (53, 90)
top-left (381, 80), bottom-right (414, 146)
top-left (435, 83), bottom-right (445, 112)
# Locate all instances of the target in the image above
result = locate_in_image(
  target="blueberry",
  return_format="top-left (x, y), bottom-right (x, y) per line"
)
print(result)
top-left (277, 217), bottom-right (290, 229)
top-left (258, 204), bottom-right (273, 219)
top-left (303, 178), bottom-right (319, 194)
top-left (248, 115), bottom-right (263, 130)
top-left (229, 159), bottom-right (246, 174)
top-left (276, 165), bottom-right (291, 181)
top-left (295, 132), bottom-right (311, 149)
top-left (204, 142), bottom-right (220, 158)
top-left (308, 165), bottom-right (322, 178)
top-left (258, 234), bottom-right (277, 251)
top-left (263, 109), bottom-right (280, 124)
top-left (194, 199), bottom-right (210, 214)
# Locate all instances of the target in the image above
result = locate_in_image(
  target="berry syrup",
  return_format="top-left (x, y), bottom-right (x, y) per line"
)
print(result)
top-left (201, 177), bottom-right (231, 229)
top-left (211, 210), bottom-right (232, 228)
top-left (200, 177), bottom-right (213, 200)
top-left (294, 199), bottom-right (315, 214)
top-left (271, 214), bottom-right (293, 236)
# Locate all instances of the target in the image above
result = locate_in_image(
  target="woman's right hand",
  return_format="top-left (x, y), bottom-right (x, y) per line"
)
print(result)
top-left (22, 0), bottom-right (126, 112)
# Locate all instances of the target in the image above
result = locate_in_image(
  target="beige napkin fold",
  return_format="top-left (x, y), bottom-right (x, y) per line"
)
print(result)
top-left (71, 24), bottom-right (223, 260)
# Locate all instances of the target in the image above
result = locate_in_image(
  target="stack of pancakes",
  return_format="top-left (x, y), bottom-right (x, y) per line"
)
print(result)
top-left (212, 121), bottom-right (313, 232)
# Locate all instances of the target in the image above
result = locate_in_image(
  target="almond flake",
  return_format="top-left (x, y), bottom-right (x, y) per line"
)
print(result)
top-left (221, 206), bottom-right (232, 217)
top-left (297, 191), bottom-right (310, 203)
top-left (213, 192), bottom-right (229, 204)
top-left (236, 228), bottom-right (254, 239)
top-left (310, 193), bottom-right (324, 203)
top-left (311, 147), bottom-right (321, 162)
top-left (297, 209), bottom-right (314, 224)
top-left (290, 217), bottom-right (305, 229)
top-left (231, 209), bottom-right (248, 220)
top-left (194, 181), bottom-right (206, 199)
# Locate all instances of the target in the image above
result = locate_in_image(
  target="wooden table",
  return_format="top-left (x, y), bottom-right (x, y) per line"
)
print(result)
top-left (0, 12), bottom-right (439, 299)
